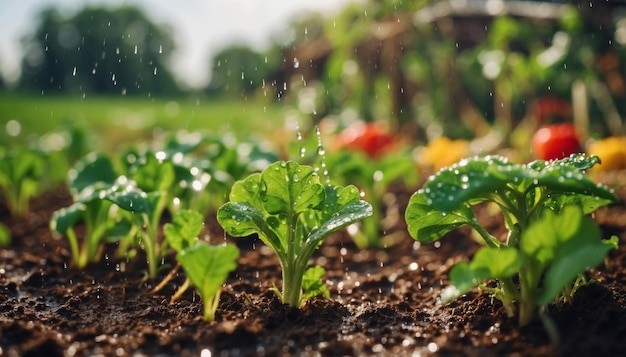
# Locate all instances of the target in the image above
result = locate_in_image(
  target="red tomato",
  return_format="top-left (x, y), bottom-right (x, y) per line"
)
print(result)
top-left (531, 123), bottom-right (581, 160)
top-left (336, 122), bottom-right (394, 158)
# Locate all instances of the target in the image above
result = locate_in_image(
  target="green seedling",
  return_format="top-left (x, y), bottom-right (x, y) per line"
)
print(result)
top-left (0, 147), bottom-right (46, 217)
top-left (50, 153), bottom-right (149, 268)
top-left (325, 150), bottom-right (418, 248)
top-left (157, 209), bottom-right (239, 321)
top-left (405, 154), bottom-right (617, 332)
top-left (177, 241), bottom-right (239, 321)
top-left (217, 161), bottom-right (372, 307)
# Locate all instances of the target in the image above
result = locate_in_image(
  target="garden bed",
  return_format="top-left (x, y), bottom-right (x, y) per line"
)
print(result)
top-left (1, 173), bottom-right (626, 357)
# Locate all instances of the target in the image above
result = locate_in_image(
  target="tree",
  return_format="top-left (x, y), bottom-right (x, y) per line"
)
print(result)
top-left (206, 45), bottom-right (272, 98)
top-left (19, 6), bottom-right (180, 96)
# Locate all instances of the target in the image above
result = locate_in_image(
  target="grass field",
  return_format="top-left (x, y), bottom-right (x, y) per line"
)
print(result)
top-left (0, 91), bottom-right (287, 151)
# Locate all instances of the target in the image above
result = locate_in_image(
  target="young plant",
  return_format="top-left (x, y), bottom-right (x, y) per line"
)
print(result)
top-left (325, 150), bottom-right (418, 248)
top-left (161, 209), bottom-right (240, 321)
top-left (50, 153), bottom-right (149, 269)
top-left (217, 161), bottom-right (372, 307)
top-left (0, 147), bottom-right (46, 217)
top-left (405, 154), bottom-right (617, 329)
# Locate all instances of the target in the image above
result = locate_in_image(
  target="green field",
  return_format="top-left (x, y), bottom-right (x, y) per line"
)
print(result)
top-left (0, 91), bottom-right (286, 151)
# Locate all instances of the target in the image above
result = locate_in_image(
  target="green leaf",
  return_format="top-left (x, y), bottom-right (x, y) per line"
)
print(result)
top-left (217, 202), bottom-right (284, 255)
top-left (177, 243), bottom-right (239, 319)
top-left (50, 202), bottom-right (87, 234)
top-left (442, 247), bottom-right (522, 303)
top-left (420, 154), bottom-right (616, 214)
top-left (307, 198), bottom-right (372, 247)
top-left (520, 205), bottom-right (617, 305)
top-left (260, 161), bottom-right (324, 215)
top-left (69, 152), bottom-right (117, 195)
top-left (405, 191), bottom-right (477, 243)
top-left (105, 188), bottom-right (152, 215)
top-left (164, 210), bottom-right (204, 252)
top-left (301, 265), bottom-right (330, 303)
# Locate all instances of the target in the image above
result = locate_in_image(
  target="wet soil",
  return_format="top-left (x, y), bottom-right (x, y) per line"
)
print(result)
top-left (1, 173), bottom-right (626, 357)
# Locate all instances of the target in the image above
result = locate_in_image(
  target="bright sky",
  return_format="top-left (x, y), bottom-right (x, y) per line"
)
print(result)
top-left (0, 0), bottom-right (356, 88)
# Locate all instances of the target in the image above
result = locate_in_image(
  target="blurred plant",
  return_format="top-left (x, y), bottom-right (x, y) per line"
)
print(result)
top-left (0, 223), bottom-right (10, 246)
top-left (50, 153), bottom-right (146, 269)
top-left (0, 147), bottom-right (46, 218)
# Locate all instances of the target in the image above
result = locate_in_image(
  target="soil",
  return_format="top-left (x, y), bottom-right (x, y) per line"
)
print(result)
top-left (1, 172), bottom-right (626, 357)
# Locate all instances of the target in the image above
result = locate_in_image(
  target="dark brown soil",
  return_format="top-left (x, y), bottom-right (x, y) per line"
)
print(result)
top-left (1, 173), bottom-right (626, 357)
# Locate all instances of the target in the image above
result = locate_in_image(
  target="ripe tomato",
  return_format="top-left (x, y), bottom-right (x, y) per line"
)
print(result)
top-left (531, 123), bottom-right (581, 160)
top-left (336, 121), bottom-right (395, 159)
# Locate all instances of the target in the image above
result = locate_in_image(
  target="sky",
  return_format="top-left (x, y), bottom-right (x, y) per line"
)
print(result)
top-left (0, 0), bottom-right (356, 88)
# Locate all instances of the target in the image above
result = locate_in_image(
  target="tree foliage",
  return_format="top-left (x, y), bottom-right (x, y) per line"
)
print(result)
top-left (20, 6), bottom-right (180, 96)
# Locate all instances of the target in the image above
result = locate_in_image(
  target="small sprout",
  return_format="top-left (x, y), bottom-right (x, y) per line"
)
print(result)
top-left (0, 148), bottom-right (46, 217)
top-left (177, 242), bottom-right (239, 321)
top-left (218, 161), bottom-right (372, 307)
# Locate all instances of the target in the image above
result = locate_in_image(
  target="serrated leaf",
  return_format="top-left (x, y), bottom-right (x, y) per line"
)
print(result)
top-left (261, 161), bottom-right (324, 215)
top-left (164, 210), bottom-right (204, 252)
top-left (301, 265), bottom-right (330, 302)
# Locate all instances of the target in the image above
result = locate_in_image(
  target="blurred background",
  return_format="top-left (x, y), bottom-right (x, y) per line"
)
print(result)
top-left (1, 0), bottom-right (625, 157)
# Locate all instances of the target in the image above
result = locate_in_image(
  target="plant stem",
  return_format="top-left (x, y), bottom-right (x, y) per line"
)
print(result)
top-left (282, 214), bottom-right (304, 307)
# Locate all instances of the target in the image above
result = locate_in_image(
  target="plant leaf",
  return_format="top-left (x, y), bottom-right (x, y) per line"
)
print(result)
top-left (301, 265), bottom-right (330, 303)
top-left (177, 242), bottom-right (239, 312)
top-left (421, 154), bottom-right (616, 213)
top-left (442, 247), bottom-right (522, 303)
top-left (260, 161), bottom-right (324, 215)
top-left (520, 205), bottom-right (617, 305)
top-left (405, 191), bottom-right (477, 243)
top-left (69, 152), bottom-right (117, 195)
top-left (164, 210), bottom-right (204, 252)
top-left (50, 202), bottom-right (87, 234)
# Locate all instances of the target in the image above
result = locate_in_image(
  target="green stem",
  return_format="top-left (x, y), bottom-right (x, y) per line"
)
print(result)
top-left (282, 214), bottom-right (303, 307)
top-left (66, 228), bottom-right (83, 268)
top-left (142, 214), bottom-right (158, 279)
top-left (499, 277), bottom-right (519, 318)
top-left (517, 266), bottom-right (537, 327)
top-left (203, 289), bottom-right (221, 321)
top-left (471, 222), bottom-right (501, 248)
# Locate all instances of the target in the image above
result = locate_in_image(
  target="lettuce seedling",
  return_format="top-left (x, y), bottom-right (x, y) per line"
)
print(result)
top-left (163, 209), bottom-right (239, 321)
top-left (405, 154), bottom-right (617, 328)
top-left (50, 153), bottom-right (149, 268)
top-left (325, 150), bottom-right (418, 248)
top-left (177, 242), bottom-right (239, 321)
top-left (0, 148), bottom-right (46, 217)
top-left (217, 161), bottom-right (372, 307)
